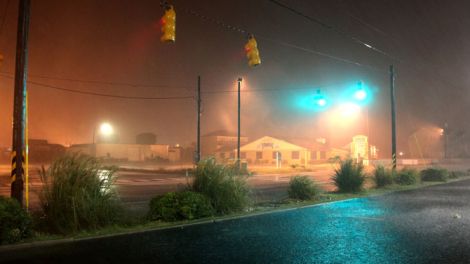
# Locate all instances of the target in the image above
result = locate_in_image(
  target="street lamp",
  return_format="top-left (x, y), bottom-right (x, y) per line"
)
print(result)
top-left (93, 122), bottom-right (114, 144)
top-left (237, 78), bottom-right (242, 170)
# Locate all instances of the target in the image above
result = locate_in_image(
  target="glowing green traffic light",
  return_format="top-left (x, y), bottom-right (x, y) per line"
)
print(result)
top-left (354, 89), bottom-right (367, 101)
top-left (317, 98), bottom-right (327, 106)
top-left (314, 89), bottom-right (328, 109)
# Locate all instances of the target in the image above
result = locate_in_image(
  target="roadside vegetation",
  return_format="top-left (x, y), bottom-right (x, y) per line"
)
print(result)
top-left (332, 159), bottom-right (365, 193)
top-left (37, 153), bottom-right (122, 234)
top-left (0, 196), bottom-right (32, 245)
top-left (421, 167), bottom-right (449, 182)
top-left (287, 175), bottom-right (318, 201)
top-left (1, 155), bottom-right (470, 245)
top-left (373, 165), bottom-right (394, 188)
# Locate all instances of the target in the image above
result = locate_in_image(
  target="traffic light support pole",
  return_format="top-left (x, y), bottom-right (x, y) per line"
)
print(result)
top-left (390, 65), bottom-right (397, 170)
top-left (11, 0), bottom-right (31, 205)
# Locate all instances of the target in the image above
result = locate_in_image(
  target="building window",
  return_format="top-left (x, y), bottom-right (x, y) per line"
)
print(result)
top-left (310, 151), bottom-right (317, 160)
top-left (256, 151), bottom-right (262, 160)
top-left (241, 152), bottom-right (246, 159)
top-left (291, 151), bottom-right (300, 159)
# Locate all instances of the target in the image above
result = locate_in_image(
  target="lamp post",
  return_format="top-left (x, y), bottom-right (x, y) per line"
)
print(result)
top-left (92, 123), bottom-right (114, 156)
top-left (237, 78), bottom-right (242, 170)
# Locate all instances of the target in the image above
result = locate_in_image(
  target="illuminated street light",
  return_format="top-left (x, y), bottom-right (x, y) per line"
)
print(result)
top-left (99, 122), bottom-right (114, 137)
top-left (93, 122), bottom-right (114, 144)
top-left (340, 103), bottom-right (360, 118)
top-left (317, 98), bottom-right (327, 107)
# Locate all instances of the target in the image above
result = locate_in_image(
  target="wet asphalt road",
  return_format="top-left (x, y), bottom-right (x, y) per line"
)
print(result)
top-left (2, 179), bottom-right (470, 263)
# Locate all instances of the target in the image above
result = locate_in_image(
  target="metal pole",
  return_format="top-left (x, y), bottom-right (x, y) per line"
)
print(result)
top-left (390, 65), bottom-right (397, 170)
top-left (196, 76), bottom-right (201, 163)
top-left (444, 122), bottom-right (448, 159)
top-left (11, 0), bottom-right (31, 205)
top-left (237, 78), bottom-right (242, 169)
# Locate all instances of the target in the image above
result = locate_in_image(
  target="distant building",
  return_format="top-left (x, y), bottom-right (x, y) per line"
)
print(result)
top-left (68, 143), bottom-right (171, 162)
top-left (201, 130), bottom-right (248, 158)
top-left (28, 139), bottom-right (66, 163)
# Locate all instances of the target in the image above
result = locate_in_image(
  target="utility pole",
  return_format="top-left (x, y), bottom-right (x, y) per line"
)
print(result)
top-left (196, 76), bottom-right (201, 163)
top-left (237, 78), bottom-right (242, 169)
top-left (390, 65), bottom-right (397, 170)
top-left (11, 0), bottom-right (31, 205)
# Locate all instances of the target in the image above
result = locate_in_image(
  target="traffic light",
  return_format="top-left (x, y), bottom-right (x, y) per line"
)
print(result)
top-left (313, 90), bottom-right (328, 108)
top-left (160, 5), bottom-right (176, 43)
top-left (354, 81), bottom-right (367, 101)
top-left (244, 35), bottom-right (261, 67)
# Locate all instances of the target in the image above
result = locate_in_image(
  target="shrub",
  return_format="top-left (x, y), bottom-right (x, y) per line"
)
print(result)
top-left (395, 168), bottom-right (418, 185)
top-left (0, 196), bottom-right (32, 244)
top-left (373, 165), bottom-right (394, 188)
top-left (420, 167), bottom-right (448, 182)
top-left (288, 176), bottom-right (318, 200)
top-left (449, 171), bottom-right (466, 179)
top-left (148, 191), bottom-right (213, 221)
top-left (39, 153), bottom-right (122, 234)
top-left (332, 159), bottom-right (365, 193)
top-left (193, 158), bottom-right (250, 214)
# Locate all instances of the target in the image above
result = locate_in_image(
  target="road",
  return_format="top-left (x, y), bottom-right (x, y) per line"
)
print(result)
top-left (2, 178), bottom-right (470, 263)
top-left (0, 165), bottom-right (335, 213)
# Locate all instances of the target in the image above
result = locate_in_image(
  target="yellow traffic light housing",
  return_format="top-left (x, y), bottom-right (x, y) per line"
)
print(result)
top-left (160, 5), bottom-right (176, 43)
top-left (244, 35), bottom-right (261, 67)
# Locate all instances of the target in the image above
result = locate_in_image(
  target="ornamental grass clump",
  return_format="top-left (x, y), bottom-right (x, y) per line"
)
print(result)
top-left (192, 158), bottom-right (250, 214)
top-left (288, 176), bottom-right (318, 200)
top-left (395, 168), bottom-right (419, 185)
top-left (373, 165), bottom-right (394, 188)
top-left (332, 159), bottom-right (365, 193)
top-left (39, 153), bottom-right (121, 234)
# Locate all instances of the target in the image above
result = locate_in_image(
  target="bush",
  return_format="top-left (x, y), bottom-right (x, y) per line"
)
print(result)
top-left (148, 191), bottom-right (213, 221)
top-left (373, 165), bottom-right (394, 188)
top-left (39, 153), bottom-right (122, 234)
top-left (193, 158), bottom-right (250, 214)
top-left (288, 176), bottom-right (318, 200)
top-left (332, 159), bottom-right (365, 193)
top-left (0, 196), bottom-right (32, 244)
top-left (395, 168), bottom-right (418, 185)
top-left (449, 171), bottom-right (466, 179)
top-left (421, 167), bottom-right (448, 182)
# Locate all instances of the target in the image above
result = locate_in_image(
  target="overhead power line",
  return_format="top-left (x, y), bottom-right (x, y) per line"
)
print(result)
top-left (0, 72), bottom-right (346, 99)
top-left (181, 6), bottom-right (383, 72)
top-left (267, 0), bottom-right (399, 62)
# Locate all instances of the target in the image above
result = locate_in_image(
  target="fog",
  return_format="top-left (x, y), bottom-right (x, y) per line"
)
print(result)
top-left (1, 0), bottom-right (470, 158)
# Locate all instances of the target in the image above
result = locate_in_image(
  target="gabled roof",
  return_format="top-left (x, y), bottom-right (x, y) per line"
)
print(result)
top-left (240, 136), bottom-right (306, 151)
top-left (202, 130), bottom-right (246, 137)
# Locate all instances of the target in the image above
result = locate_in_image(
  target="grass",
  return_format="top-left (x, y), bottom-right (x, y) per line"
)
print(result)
top-left (3, 167), bottom-right (467, 247)
top-left (15, 174), bottom-right (468, 246)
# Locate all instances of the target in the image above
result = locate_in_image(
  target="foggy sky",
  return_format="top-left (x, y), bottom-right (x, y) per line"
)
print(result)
top-left (1, 0), bottom-right (470, 157)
